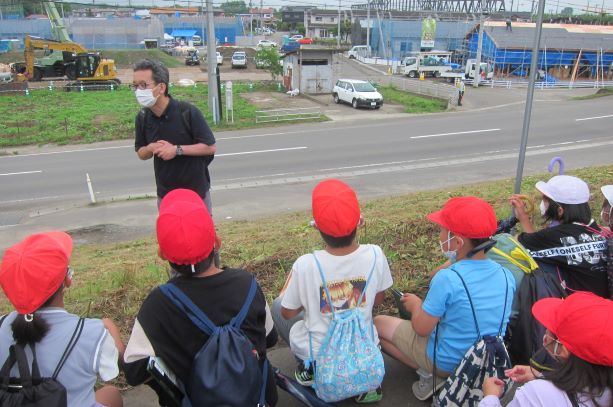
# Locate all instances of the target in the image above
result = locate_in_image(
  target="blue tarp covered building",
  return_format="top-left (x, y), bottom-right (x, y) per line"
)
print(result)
top-left (467, 22), bottom-right (613, 79)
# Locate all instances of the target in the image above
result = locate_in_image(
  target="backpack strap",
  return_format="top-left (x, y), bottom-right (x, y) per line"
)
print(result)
top-left (159, 276), bottom-right (258, 335)
top-left (449, 269), bottom-right (482, 339)
top-left (177, 100), bottom-right (193, 136)
top-left (52, 317), bottom-right (85, 379)
top-left (12, 344), bottom-right (34, 389)
top-left (230, 277), bottom-right (258, 329)
top-left (258, 358), bottom-right (269, 407)
top-left (160, 283), bottom-right (218, 336)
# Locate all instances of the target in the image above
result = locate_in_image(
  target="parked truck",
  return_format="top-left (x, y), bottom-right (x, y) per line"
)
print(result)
top-left (438, 59), bottom-right (494, 83)
top-left (402, 55), bottom-right (454, 78)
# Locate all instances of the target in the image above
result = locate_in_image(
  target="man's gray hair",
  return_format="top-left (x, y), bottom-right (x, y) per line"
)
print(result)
top-left (133, 59), bottom-right (170, 96)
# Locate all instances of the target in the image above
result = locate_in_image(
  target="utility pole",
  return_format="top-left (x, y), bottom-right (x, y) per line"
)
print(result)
top-left (514, 0), bottom-right (546, 194)
top-left (473, 12), bottom-right (484, 87)
top-left (206, 0), bottom-right (219, 124)
top-left (260, 0), bottom-right (263, 30)
top-left (366, 0), bottom-right (370, 47)
top-left (337, 0), bottom-right (341, 47)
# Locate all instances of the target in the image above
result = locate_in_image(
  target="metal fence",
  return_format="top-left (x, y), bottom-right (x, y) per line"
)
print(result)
top-left (464, 78), bottom-right (613, 90)
top-left (255, 107), bottom-right (322, 123)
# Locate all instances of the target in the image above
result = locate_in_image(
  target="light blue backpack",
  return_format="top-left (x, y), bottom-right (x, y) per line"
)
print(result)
top-left (308, 246), bottom-right (385, 402)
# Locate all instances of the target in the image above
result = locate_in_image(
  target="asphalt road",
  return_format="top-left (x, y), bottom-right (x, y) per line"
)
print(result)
top-left (0, 83), bottom-right (612, 249)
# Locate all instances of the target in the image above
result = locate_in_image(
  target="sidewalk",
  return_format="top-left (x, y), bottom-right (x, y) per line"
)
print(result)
top-left (122, 346), bottom-right (431, 407)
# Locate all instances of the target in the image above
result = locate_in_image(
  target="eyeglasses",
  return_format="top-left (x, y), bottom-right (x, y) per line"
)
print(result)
top-left (129, 82), bottom-right (157, 91)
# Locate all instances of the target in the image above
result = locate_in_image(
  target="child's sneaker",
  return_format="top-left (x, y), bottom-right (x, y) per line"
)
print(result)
top-left (355, 386), bottom-right (383, 403)
top-left (411, 368), bottom-right (445, 401)
top-left (294, 365), bottom-right (314, 387)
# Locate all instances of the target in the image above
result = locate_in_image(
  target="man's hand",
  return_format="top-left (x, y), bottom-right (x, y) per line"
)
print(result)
top-left (400, 293), bottom-right (421, 314)
top-left (152, 140), bottom-right (177, 161)
top-left (482, 377), bottom-right (504, 397)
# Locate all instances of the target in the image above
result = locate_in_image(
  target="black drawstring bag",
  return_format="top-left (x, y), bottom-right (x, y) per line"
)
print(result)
top-left (0, 317), bottom-right (84, 407)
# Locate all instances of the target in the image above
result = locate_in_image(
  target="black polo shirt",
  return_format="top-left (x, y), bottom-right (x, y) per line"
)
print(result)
top-left (135, 97), bottom-right (216, 199)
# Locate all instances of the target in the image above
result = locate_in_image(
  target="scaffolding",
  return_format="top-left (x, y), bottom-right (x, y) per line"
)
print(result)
top-left (467, 25), bottom-right (613, 81)
top-left (352, 0), bottom-right (506, 13)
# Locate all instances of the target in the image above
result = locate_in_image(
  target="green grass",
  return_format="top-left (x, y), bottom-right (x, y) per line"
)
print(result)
top-left (573, 87), bottom-right (613, 100)
top-left (378, 85), bottom-right (448, 113)
top-left (1, 164), bottom-right (610, 338)
top-left (0, 82), bottom-right (324, 148)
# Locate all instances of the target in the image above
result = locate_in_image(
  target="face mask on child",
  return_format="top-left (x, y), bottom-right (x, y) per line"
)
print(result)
top-left (439, 231), bottom-right (459, 263)
top-left (539, 200), bottom-right (548, 216)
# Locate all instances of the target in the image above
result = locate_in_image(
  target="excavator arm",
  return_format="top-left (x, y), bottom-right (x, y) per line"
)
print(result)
top-left (24, 35), bottom-right (87, 78)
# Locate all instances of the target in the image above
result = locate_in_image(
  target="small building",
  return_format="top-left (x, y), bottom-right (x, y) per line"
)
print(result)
top-left (281, 6), bottom-right (309, 31)
top-left (467, 21), bottom-right (613, 79)
top-left (305, 9), bottom-right (350, 38)
top-left (282, 47), bottom-right (341, 94)
top-left (250, 7), bottom-right (275, 28)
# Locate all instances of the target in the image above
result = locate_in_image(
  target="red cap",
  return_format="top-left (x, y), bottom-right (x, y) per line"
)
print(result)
top-left (0, 232), bottom-right (73, 314)
top-left (532, 292), bottom-right (613, 367)
top-left (312, 179), bottom-right (361, 238)
top-left (157, 189), bottom-right (216, 265)
top-left (427, 196), bottom-right (497, 238)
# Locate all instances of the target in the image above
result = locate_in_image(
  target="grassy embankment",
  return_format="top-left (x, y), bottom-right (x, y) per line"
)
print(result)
top-left (378, 85), bottom-right (449, 113)
top-left (0, 165), bottom-right (610, 339)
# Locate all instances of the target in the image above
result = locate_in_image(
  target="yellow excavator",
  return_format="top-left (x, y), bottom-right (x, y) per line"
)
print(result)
top-left (19, 35), bottom-right (120, 90)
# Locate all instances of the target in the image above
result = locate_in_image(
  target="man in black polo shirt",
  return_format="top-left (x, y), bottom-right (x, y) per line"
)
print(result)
top-left (132, 59), bottom-right (216, 211)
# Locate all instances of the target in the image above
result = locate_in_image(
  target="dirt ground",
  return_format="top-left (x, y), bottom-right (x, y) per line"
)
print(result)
top-left (240, 91), bottom-right (321, 109)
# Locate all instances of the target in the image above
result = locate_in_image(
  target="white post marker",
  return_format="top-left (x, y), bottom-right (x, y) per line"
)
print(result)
top-left (225, 81), bottom-right (234, 124)
top-left (86, 173), bottom-right (96, 204)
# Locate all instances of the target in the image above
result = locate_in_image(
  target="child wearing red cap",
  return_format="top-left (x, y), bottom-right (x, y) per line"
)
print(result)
top-left (374, 196), bottom-right (516, 401)
top-left (122, 189), bottom-right (278, 406)
top-left (510, 176), bottom-right (609, 298)
top-left (275, 179), bottom-right (393, 403)
top-left (0, 232), bottom-right (124, 407)
top-left (480, 292), bottom-right (613, 406)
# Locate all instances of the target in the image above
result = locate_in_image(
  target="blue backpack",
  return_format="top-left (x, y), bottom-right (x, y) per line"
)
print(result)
top-left (159, 277), bottom-right (269, 407)
top-left (308, 247), bottom-right (385, 402)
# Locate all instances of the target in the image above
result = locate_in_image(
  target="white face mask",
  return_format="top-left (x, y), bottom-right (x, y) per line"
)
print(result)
top-left (439, 231), bottom-right (458, 263)
top-left (539, 200), bottom-right (548, 216)
top-left (135, 88), bottom-right (158, 108)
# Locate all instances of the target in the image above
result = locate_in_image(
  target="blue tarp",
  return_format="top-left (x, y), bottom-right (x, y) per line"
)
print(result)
top-left (170, 29), bottom-right (197, 37)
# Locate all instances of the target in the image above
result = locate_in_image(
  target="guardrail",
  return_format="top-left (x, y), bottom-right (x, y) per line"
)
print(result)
top-left (464, 78), bottom-right (613, 89)
top-left (255, 107), bottom-right (322, 123)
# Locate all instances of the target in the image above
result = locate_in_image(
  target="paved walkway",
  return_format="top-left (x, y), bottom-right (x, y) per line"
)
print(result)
top-left (122, 346), bottom-right (431, 407)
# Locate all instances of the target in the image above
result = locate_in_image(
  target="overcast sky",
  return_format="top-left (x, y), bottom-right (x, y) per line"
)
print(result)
top-left (58, 0), bottom-right (613, 14)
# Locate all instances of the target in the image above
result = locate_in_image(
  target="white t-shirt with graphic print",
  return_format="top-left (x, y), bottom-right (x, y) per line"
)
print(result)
top-left (281, 244), bottom-right (393, 361)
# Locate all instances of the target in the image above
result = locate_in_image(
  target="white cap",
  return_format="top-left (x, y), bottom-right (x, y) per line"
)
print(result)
top-left (535, 175), bottom-right (590, 205)
top-left (602, 185), bottom-right (613, 207)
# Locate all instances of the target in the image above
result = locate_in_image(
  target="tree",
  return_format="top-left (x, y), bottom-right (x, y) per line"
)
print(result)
top-left (221, 1), bottom-right (248, 15)
top-left (255, 47), bottom-right (283, 81)
top-left (295, 23), bottom-right (305, 36)
top-left (330, 19), bottom-right (352, 42)
top-left (561, 7), bottom-right (573, 16)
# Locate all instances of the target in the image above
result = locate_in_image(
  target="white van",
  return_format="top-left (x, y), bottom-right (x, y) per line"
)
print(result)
top-left (347, 45), bottom-right (371, 59)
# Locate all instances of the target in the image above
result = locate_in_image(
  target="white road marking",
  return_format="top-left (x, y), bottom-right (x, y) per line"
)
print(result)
top-left (217, 147), bottom-right (307, 157)
top-left (214, 139), bottom-right (613, 191)
top-left (410, 128), bottom-right (501, 139)
top-left (0, 195), bottom-right (61, 205)
top-left (0, 145), bottom-right (131, 159)
top-left (0, 170), bottom-right (42, 177)
top-left (575, 114), bottom-right (613, 122)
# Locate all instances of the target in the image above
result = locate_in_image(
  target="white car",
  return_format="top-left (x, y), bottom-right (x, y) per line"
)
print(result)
top-left (332, 79), bottom-right (383, 109)
top-left (289, 34), bottom-right (303, 41)
top-left (231, 51), bottom-right (247, 68)
top-left (257, 40), bottom-right (277, 48)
